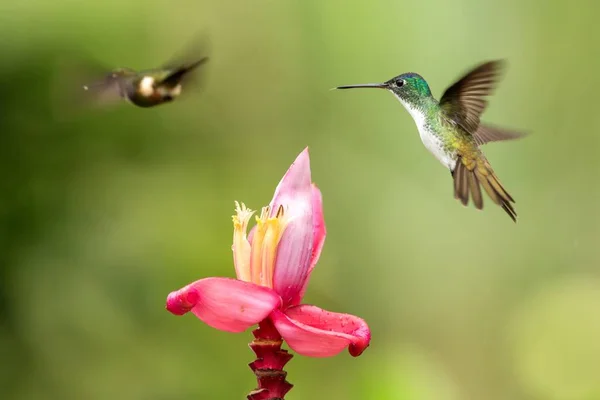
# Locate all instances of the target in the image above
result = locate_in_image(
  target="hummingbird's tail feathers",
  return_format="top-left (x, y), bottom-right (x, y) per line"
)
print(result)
top-left (453, 157), bottom-right (517, 222)
top-left (467, 167), bottom-right (484, 209)
top-left (473, 124), bottom-right (528, 146)
top-left (163, 57), bottom-right (209, 86)
top-left (183, 57), bottom-right (210, 73)
top-left (453, 161), bottom-right (474, 207)
top-left (453, 161), bottom-right (484, 209)
top-left (475, 160), bottom-right (517, 222)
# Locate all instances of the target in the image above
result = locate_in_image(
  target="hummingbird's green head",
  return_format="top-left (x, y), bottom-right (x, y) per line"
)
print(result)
top-left (336, 72), bottom-right (432, 108)
top-left (384, 73), bottom-right (431, 99)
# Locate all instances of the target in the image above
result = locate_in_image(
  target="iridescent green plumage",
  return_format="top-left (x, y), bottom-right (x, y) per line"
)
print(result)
top-left (336, 60), bottom-right (526, 222)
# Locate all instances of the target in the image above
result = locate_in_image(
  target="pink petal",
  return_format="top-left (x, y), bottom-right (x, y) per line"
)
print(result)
top-left (271, 305), bottom-right (371, 358)
top-left (309, 184), bottom-right (326, 268)
top-left (270, 148), bottom-right (315, 306)
top-left (166, 277), bottom-right (281, 333)
top-left (269, 147), bottom-right (312, 214)
top-left (273, 214), bottom-right (314, 306)
top-left (247, 225), bottom-right (256, 244)
top-left (292, 184), bottom-right (327, 305)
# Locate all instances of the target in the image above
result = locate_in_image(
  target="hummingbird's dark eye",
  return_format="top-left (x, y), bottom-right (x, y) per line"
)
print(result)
top-left (395, 78), bottom-right (405, 87)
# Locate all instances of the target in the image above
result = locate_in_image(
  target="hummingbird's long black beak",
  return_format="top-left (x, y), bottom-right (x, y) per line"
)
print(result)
top-left (334, 83), bottom-right (388, 90)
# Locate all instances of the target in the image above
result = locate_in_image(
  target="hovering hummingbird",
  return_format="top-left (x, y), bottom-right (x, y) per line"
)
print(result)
top-left (335, 60), bottom-right (525, 222)
top-left (82, 58), bottom-right (209, 108)
top-left (79, 33), bottom-right (211, 108)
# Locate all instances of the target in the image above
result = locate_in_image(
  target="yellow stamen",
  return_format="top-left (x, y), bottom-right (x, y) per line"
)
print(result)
top-left (232, 201), bottom-right (254, 282)
top-left (250, 206), bottom-right (269, 285)
top-left (250, 205), bottom-right (289, 287)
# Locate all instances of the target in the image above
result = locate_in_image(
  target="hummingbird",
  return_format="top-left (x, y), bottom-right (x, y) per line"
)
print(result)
top-left (79, 33), bottom-right (211, 108)
top-left (82, 57), bottom-right (209, 108)
top-left (335, 60), bottom-right (525, 222)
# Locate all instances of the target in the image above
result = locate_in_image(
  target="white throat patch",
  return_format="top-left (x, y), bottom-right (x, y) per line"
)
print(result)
top-left (390, 91), bottom-right (456, 170)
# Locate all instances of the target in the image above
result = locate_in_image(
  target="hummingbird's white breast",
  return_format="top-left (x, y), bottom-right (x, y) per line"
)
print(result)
top-left (139, 76), bottom-right (155, 97)
top-left (139, 76), bottom-right (183, 99)
top-left (390, 93), bottom-right (457, 171)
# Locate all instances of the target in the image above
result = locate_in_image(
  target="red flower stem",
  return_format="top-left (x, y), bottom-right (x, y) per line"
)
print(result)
top-left (247, 319), bottom-right (293, 400)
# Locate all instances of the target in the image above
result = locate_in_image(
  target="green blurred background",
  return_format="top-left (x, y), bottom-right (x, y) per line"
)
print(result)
top-left (1, 0), bottom-right (599, 399)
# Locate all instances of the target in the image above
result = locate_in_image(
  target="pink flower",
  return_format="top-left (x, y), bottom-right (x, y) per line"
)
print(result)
top-left (166, 148), bottom-right (370, 358)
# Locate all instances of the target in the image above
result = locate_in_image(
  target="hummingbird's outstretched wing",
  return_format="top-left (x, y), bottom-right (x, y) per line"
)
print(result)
top-left (51, 55), bottom-right (133, 116)
top-left (439, 60), bottom-right (506, 133)
top-left (160, 32), bottom-right (211, 89)
top-left (473, 124), bottom-right (528, 146)
top-left (81, 72), bottom-right (127, 105)
top-left (161, 31), bottom-right (210, 69)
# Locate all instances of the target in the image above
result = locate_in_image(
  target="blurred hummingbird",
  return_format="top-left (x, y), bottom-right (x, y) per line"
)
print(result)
top-left (335, 60), bottom-right (525, 222)
top-left (79, 33), bottom-right (210, 108)
top-left (82, 58), bottom-right (209, 108)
